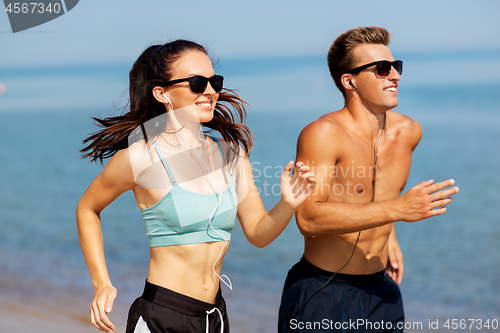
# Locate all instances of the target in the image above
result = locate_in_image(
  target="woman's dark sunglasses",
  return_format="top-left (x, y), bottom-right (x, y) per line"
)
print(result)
top-left (159, 75), bottom-right (224, 93)
top-left (347, 60), bottom-right (403, 77)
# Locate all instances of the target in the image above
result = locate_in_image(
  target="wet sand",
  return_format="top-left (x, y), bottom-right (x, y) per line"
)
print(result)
top-left (0, 299), bottom-right (95, 333)
top-left (0, 293), bottom-right (130, 333)
top-left (0, 270), bottom-right (128, 333)
top-left (0, 270), bottom-right (482, 333)
top-left (0, 295), bottom-right (478, 333)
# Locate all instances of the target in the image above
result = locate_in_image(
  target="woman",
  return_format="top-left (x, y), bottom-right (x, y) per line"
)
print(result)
top-left (76, 40), bottom-right (315, 333)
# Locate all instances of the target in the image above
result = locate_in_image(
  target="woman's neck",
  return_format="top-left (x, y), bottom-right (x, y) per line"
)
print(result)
top-left (164, 110), bottom-right (206, 149)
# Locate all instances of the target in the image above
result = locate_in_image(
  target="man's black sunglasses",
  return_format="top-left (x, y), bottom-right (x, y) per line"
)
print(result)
top-left (347, 60), bottom-right (403, 77)
top-left (159, 75), bottom-right (224, 93)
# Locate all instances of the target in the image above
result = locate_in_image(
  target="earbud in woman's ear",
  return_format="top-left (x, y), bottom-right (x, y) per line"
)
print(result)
top-left (163, 93), bottom-right (172, 105)
top-left (163, 93), bottom-right (174, 110)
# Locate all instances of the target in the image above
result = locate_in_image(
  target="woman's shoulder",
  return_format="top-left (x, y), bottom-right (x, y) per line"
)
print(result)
top-left (104, 141), bottom-right (155, 186)
top-left (97, 148), bottom-right (136, 189)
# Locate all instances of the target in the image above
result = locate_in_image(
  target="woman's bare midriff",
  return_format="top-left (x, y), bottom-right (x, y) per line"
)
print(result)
top-left (147, 241), bottom-right (229, 304)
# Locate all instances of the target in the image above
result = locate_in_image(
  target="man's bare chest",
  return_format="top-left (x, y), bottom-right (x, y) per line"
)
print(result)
top-left (331, 137), bottom-right (412, 201)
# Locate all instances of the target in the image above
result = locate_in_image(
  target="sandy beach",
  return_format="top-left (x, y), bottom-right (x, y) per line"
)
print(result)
top-left (0, 270), bottom-right (129, 333)
top-left (0, 299), bottom-right (95, 333)
top-left (0, 297), bottom-right (478, 333)
top-left (0, 277), bottom-right (480, 333)
top-left (0, 293), bottom-right (130, 333)
top-left (0, 268), bottom-right (487, 333)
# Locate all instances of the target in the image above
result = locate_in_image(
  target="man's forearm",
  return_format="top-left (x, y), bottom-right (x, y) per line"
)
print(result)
top-left (297, 199), bottom-right (400, 236)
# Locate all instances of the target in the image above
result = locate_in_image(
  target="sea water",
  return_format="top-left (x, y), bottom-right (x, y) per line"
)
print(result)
top-left (0, 56), bottom-right (499, 331)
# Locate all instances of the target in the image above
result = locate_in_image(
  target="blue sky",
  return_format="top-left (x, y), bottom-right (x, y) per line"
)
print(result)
top-left (1, 0), bottom-right (500, 113)
top-left (1, 0), bottom-right (500, 66)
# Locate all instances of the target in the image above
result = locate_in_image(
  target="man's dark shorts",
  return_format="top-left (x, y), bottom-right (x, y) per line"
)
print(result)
top-left (278, 257), bottom-right (404, 332)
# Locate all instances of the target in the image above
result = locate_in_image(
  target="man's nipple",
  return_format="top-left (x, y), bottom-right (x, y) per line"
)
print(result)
top-left (355, 184), bottom-right (365, 194)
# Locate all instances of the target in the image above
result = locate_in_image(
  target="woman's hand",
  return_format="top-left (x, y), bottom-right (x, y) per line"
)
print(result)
top-left (280, 161), bottom-right (316, 211)
top-left (90, 284), bottom-right (117, 333)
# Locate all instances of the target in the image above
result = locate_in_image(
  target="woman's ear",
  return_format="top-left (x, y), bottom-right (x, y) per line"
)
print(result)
top-left (152, 86), bottom-right (174, 111)
top-left (152, 86), bottom-right (167, 103)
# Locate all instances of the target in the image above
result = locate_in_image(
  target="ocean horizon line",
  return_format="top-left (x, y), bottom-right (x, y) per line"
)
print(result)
top-left (2, 48), bottom-right (500, 78)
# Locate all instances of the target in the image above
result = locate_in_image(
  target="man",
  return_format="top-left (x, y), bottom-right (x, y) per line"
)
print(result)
top-left (278, 27), bottom-right (459, 332)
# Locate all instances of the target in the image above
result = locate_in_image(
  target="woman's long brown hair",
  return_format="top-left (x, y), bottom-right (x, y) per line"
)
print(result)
top-left (81, 40), bottom-right (253, 163)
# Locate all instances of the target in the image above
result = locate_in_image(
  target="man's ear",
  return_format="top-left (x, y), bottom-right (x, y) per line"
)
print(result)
top-left (341, 74), bottom-right (355, 91)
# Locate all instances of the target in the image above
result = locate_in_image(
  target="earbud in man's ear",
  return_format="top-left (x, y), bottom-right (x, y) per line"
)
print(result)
top-left (349, 81), bottom-right (357, 89)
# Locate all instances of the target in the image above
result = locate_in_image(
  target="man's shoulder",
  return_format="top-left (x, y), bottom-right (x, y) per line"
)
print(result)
top-left (300, 111), bottom-right (346, 140)
top-left (387, 110), bottom-right (423, 147)
top-left (388, 110), bottom-right (419, 126)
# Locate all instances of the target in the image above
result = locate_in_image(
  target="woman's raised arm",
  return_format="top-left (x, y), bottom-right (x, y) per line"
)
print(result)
top-left (236, 156), bottom-right (316, 248)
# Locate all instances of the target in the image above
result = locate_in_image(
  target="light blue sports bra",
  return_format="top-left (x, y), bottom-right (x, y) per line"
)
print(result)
top-left (141, 138), bottom-right (238, 247)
